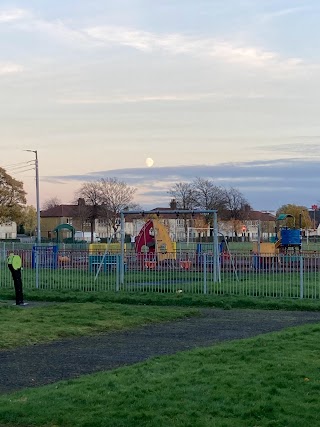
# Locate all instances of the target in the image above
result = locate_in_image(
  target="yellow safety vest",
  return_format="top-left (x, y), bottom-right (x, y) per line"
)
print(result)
top-left (7, 254), bottom-right (22, 270)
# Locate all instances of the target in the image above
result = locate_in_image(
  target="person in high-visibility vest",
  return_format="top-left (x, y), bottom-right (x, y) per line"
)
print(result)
top-left (7, 253), bottom-right (26, 306)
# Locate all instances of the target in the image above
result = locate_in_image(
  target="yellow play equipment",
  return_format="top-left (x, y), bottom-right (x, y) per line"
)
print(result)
top-left (135, 218), bottom-right (176, 261)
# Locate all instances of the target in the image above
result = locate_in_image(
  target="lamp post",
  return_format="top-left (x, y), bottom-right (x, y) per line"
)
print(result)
top-left (25, 150), bottom-right (41, 244)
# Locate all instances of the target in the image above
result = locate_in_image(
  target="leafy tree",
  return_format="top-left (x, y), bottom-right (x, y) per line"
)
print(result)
top-left (276, 204), bottom-right (312, 229)
top-left (0, 167), bottom-right (26, 223)
top-left (20, 205), bottom-right (37, 236)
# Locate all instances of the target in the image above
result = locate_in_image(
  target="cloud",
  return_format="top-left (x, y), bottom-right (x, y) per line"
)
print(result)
top-left (1, 7), bottom-right (305, 72)
top-left (260, 6), bottom-right (311, 21)
top-left (43, 158), bottom-right (320, 210)
top-left (84, 25), bottom-right (303, 70)
top-left (0, 8), bottom-right (29, 22)
top-left (57, 91), bottom-right (262, 105)
top-left (0, 62), bottom-right (24, 75)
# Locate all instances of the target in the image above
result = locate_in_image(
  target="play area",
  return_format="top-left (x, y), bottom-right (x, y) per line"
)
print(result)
top-left (2, 209), bottom-right (320, 300)
top-left (252, 213), bottom-right (303, 270)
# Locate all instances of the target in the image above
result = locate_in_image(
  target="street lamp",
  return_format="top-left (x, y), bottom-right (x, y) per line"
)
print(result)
top-left (24, 150), bottom-right (41, 244)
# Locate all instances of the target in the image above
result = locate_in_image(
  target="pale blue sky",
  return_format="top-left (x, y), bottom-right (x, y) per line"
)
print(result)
top-left (1, 1), bottom-right (320, 210)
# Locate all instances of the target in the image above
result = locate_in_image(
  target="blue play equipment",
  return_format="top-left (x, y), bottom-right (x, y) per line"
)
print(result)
top-left (276, 214), bottom-right (301, 253)
top-left (280, 228), bottom-right (301, 246)
top-left (32, 245), bottom-right (58, 269)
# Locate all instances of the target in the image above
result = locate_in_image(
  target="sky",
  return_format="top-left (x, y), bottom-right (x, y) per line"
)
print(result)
top-left (1, 0), bottom-right (320, 211)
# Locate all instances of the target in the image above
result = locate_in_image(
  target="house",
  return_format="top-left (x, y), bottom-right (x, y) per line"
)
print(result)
top-left (40, 198), bottom-right (112, 241)
top-left (40, 199), bottom-right (277, 243)
top-left (40, 198), bottom-right (133, 241)
top-left (217, 211), bottom-right (276, 241)
top-left (308, 208), bottom-right (320, 235)
top-left (242, 211), bottom-right (276, 241)
top-left (0, 222), bottom-right (17, 240)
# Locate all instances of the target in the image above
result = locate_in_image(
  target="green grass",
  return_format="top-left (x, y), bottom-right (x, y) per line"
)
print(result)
top-left (2, 287), bottom-right (320, 311)
top-left (2, 263), bottom-right (320, 299)
top-left (0, 302), bottom-right (198, 349)
top-left (1, 323), bottom-right (320, 426)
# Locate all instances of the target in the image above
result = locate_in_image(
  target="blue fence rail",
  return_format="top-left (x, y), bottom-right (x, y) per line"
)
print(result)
top-left (1, 248), bottom-right (320, 299)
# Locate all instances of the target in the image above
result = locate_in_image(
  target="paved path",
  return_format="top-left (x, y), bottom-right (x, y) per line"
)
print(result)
top-left (1, 309), bottom-right (320, 394)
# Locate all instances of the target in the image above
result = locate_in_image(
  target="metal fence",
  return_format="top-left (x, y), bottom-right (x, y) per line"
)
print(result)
top-left (1, 247), bottom-right (320, 299)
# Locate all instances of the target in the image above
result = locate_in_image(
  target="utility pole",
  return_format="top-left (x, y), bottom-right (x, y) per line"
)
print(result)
top-left (25, 150), bottom-right (41, 244)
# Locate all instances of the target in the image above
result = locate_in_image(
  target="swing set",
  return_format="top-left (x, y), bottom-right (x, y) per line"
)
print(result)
top-left (119, 209), bottom-right (221, 286)
top-left (135, 218), bottom-right (176, 269)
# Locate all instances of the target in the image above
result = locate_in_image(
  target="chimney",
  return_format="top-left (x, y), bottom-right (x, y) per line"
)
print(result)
top-left (78, 198), bottom-right (86, 206)
top-left (170, 199), bottom-right (177, 210)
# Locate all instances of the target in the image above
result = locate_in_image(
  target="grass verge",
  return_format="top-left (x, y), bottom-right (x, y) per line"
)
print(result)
top-left (0, 323), bottom-right (320, 426)
top-left (1, 288), bottom-right (320, 311)
top-left (0, 302), bottom-right (198, 349)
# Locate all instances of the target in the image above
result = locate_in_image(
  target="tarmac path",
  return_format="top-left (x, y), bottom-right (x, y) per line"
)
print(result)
top-left (1, 308), bottom-right (320, 394)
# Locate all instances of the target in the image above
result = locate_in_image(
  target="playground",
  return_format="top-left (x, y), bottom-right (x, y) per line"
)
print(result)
top-left (1, 210), bottom-right (320, 300)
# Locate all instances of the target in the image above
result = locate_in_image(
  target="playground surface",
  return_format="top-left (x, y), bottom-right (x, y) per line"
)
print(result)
top-left (1, 307), bottom-right (320, 394)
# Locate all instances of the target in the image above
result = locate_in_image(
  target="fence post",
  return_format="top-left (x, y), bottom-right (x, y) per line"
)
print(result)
top-left (299, 254), bottom-right (304, 299)
top-left (120, 212), bottom-right (125, 286)
top-left (203, 252), bottom-right (207, 294)
top-left (213, 211), bottom-right (220, 283)
top-left (116, 255), bottom-right (120, 292)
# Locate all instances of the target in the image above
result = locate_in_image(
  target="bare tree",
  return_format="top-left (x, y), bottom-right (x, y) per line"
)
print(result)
top-left (42, 197), bottom-right (61, 210)
top-left (223, 187), bottom-right (251, 237)
top-left (168, 182), bottom-right (196, 210)
top-left (224, 187), bottom-right (251, 220)
top-left (192, 178), bottom-right (227, 212)
top-left (99, 178), bottom-right (137, 237)
top-left (76, 182), bottom-right (101, 242)
top-left (168, 182), bottom-right (197, 237)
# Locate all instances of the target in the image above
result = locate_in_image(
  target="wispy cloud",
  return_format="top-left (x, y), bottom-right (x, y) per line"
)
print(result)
top-left (0, 8), bottom-right (29, 22)
top-left (84, 25), bottom-right (303, 70)
top-left (57, 91), bottom-right (266, 105)
top-left (0, 62), bottom-right (24, 75)
top-left (1, 7), bottom-right (305, 71)
top-left (260, 6), bottom-right (311, 21)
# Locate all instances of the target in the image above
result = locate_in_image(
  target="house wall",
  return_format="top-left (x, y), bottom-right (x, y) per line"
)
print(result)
top-left (0, 222), bottom-right (17, 239)
top-left (40, 217), bottom-right (79, 240)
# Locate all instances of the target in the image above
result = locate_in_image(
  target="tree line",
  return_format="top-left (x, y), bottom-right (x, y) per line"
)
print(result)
top-left (0, 165), bottom-right (314, 237)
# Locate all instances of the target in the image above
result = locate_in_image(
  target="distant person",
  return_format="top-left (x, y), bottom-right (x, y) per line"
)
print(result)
top-left (7, 253), bottom-right (27, 306)
top-left (130, 235), bottom-right (136, 250)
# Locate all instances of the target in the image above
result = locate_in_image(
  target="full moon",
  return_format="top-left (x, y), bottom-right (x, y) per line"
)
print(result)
top-left (145, 157), bottom-right (154, 167)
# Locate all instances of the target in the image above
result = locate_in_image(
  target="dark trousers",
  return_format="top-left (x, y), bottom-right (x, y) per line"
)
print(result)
top-left (8, 265), bottom-right (24, 305)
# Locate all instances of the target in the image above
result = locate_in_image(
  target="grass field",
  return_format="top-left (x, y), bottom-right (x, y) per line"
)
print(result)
top-left (3, 287), bottom-right (320, 312)
top-left (0, 302), bottom-right (198, 349)
top-left (0, 322), bottom-right (320, 426)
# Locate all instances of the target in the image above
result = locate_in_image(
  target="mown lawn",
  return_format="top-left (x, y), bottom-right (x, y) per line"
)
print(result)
top-left (0, 323), bottom-right (320, 426)
top-left (0, 302), bottom-right (198, 349)
top-left (2, 287), bottom-right (320, 311)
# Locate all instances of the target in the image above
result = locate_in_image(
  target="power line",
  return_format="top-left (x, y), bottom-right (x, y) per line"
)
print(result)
top-left (12, 167), bottom-right (35, 175)
top-left (3, 160), bottom-right (34, 169)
